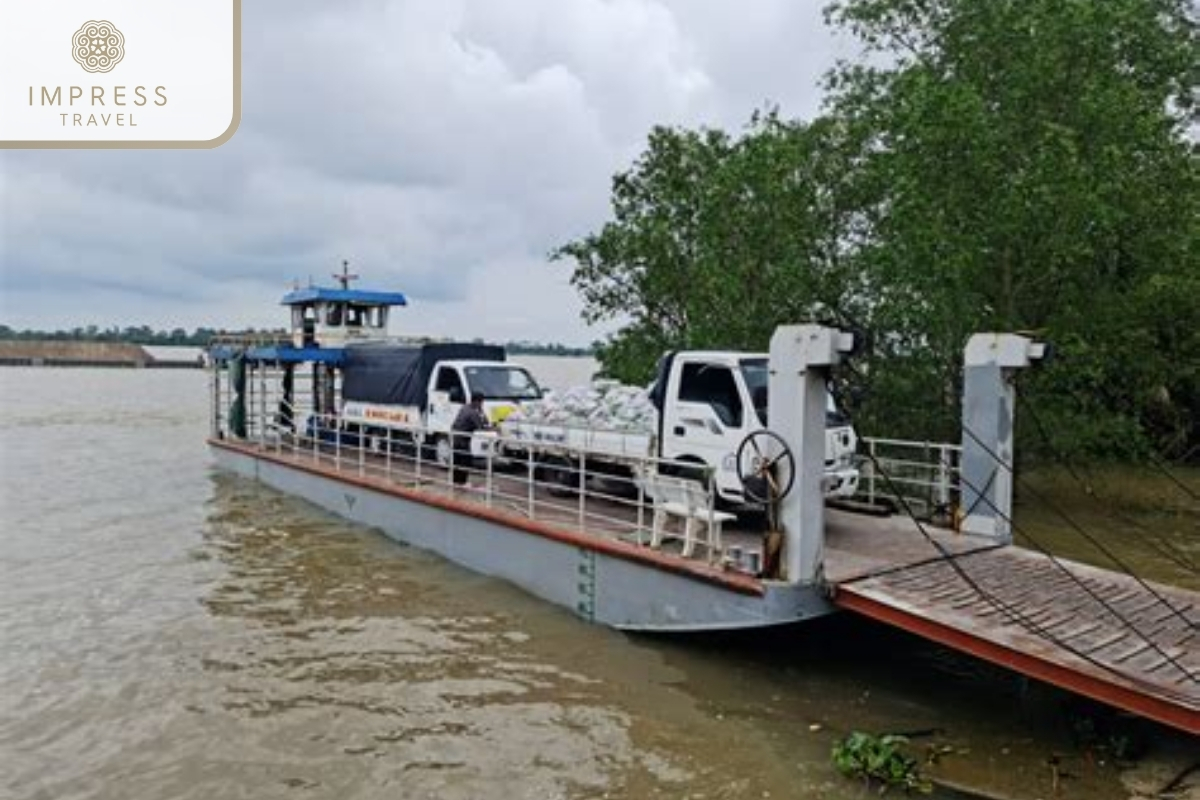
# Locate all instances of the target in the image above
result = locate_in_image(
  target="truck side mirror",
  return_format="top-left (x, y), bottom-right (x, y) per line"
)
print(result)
top-left (449, 387), bottom-right (465, 404)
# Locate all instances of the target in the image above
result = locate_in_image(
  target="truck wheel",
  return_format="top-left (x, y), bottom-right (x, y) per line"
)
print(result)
top-left (541, 457), bottom-right (581, 497)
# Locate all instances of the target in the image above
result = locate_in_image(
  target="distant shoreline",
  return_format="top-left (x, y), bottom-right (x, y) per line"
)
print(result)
top-left (0, 329), bottom-right (595, 359)
top-left (0, 341), bottom-right (204, 369)
top-left (0, 339), bottom-right (596, 370)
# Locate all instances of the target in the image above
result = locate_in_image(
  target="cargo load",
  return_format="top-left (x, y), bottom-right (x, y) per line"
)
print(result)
top-left (504, 379), bottom-right (656, 432)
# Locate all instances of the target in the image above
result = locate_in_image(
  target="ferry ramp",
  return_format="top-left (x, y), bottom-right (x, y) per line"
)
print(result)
top-left (830, 541), bottom-right (1200, 735)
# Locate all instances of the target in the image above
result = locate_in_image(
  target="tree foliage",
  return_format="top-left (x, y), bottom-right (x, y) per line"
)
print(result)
top-left (557, 112), bottom-right (874, 381)
top-left (556, 0), bottom-right (1198, 461)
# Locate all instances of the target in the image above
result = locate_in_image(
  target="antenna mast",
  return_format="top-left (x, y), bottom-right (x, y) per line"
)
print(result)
top-left (334, 259), bottom-right (359, 290)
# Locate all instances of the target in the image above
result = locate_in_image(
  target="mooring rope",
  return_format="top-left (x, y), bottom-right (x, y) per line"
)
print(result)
top-left (972, 404), bottom-right (1198, 631)
top-left (951, 450), bottom-right (1198, 683)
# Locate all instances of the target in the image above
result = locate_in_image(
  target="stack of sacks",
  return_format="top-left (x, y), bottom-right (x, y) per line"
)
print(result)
top-left (506, 380), bottom-right (657, 432)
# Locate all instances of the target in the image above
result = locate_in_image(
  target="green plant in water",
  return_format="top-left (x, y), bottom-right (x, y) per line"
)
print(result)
top-left (832, 732), bottom-right (934, 794)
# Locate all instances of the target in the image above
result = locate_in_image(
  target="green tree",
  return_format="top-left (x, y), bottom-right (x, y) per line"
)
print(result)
top-left (559, 0), bottom-right (1198, 460)
top-left (555, 112), bottom-right (869, 383)
top-left (823, 0), bottom-right (1198, 456)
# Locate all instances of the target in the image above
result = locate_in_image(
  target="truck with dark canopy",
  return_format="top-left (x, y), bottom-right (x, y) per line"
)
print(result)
top-left (340, 341), bottom-right (545, 465)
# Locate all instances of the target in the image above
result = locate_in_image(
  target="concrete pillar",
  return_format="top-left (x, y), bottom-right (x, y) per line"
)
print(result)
top-left (960, 334), bottom-right (1046, 542)
top-left (768, 325), bottom-right (855, 584)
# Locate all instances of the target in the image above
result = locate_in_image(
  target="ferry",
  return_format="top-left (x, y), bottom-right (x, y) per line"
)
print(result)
top-left (207, 268), bottom-right (1199, 734)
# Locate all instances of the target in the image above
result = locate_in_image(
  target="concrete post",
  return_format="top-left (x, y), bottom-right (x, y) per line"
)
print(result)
top-left (768, 325), bottom-right (855, 584)
top-left (960, 333), bottom-right (1046, 541)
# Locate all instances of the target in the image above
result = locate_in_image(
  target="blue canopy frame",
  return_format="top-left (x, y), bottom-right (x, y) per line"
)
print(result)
top-left (209, 344), bottom-right (346, 365)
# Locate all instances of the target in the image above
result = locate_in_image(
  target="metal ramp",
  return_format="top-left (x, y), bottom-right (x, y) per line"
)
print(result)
top-left (832, 545), bottom-right (1200, 734)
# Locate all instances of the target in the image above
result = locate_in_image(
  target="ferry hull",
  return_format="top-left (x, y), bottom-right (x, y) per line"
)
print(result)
top-left (210, 441), bottom-right (835, 632)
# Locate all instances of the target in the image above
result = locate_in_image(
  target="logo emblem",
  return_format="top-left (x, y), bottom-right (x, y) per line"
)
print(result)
top-left (72, 21), bottom-right (125, 74)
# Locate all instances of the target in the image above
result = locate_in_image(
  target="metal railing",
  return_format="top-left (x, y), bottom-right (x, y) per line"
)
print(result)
top-left (219, 395), bottom-right (741, 568)
top-left (208, 332), bottom-right (293, 350)
top-left (210, 358), bottom-right (321, 441)
top-left (210, 359), bottom-right (964, 555)
top-left (855, 436), bottom-right (961, 520)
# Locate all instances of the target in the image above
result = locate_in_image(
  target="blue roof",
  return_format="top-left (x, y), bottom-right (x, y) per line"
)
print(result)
top-left (281, 287), bottom-right (408, 307)
top-left (209, 345), bottom-right (347, 365)
top-left (250, 345), bottom-right (346, 364)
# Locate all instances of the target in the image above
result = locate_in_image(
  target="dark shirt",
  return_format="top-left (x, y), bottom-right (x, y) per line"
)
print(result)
top-left (452, 404), bottom-right (490, 434)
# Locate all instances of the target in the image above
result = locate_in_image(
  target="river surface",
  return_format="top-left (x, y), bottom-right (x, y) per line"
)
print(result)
top-left (1, 366), bottom-right (1196, 800)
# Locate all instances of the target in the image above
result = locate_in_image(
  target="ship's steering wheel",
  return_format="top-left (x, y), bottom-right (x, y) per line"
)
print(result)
top-left (736, 430), bottom-right (796, 505)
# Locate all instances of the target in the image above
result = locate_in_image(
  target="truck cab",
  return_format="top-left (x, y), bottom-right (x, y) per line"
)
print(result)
top-left (424, 360), bottom-right (543, 458)
top-left (652, 351), bottom-right (858, 504)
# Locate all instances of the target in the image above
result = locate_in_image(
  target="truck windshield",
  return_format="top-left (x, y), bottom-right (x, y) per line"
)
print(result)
top-left (739, 358), bottom-right (846, 427)
top-left (464, 366), bottom-right (542, 401)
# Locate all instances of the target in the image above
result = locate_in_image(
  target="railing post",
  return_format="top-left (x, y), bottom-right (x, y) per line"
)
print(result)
top-left (636, 465), bottom-right (646, 546)
top-left (527, 448), bottom-right (535, 519)
top-left (415, 431), bottom-right (423, 483)
top-left (866, 440), bottom-right (877, 506)
top-left (577, 451), bottom-right (586, 531)
top-left (358, 430), bottom-right (365, 477)
top-left (923, 440), bottom-right (932, 512)
top-left (707, 469), bottom-right (717, 562)
top-left (210, 364), bottom-right (220, 437)
top-left (485, 441), bottom-right (494, 508)
top-left (259, 360), bottom-right (268, 447)
top-left (243, 361), bottom-right (252, 441)
top-left (385, 432), bottom-right (392, 482)
top-left (937, 446), bottom-right (950, 509)
top-left (335, 420), bottom-right (341, 472)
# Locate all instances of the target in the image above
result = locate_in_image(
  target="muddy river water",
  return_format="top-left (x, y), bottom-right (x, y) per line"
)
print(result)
top-left (1, 367), bottom-right (1196, 799)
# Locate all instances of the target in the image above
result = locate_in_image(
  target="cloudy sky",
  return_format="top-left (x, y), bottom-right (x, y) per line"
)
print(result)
top-left (1, 0), bottom-right (853, 345)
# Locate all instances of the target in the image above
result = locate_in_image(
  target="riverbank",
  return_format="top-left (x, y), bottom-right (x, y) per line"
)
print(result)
top-left (1015, 464), bottom-right (1200, 591)
top-left (0, 340), bottom-right (204, 369)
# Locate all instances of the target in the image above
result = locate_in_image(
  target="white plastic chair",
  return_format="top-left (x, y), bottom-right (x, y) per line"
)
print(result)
top-left (645, 473), bottom-right (735, 558)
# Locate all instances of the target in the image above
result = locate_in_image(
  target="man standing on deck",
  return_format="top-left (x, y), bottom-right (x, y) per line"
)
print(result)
top-left (451, 394), bottom-right (491, 486)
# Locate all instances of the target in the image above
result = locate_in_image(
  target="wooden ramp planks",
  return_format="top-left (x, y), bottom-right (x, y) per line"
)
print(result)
top-left (833, 546), bottom-right (1200, 734)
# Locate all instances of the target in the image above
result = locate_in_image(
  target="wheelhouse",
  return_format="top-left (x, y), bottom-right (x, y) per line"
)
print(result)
top-left (282, 287), bottom-right (409, 348)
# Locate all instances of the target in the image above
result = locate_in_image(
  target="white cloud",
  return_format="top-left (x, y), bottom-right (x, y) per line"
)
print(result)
top-left (0, 0), bottom-right (844, 345)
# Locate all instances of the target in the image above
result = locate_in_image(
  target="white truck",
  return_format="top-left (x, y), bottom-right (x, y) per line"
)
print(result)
top-left (338, 342), bottom-right (546, 464)
top-left (495, 350), bottom-right (860, 505)
top-left (337, 343), bottom-right (859, 506)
